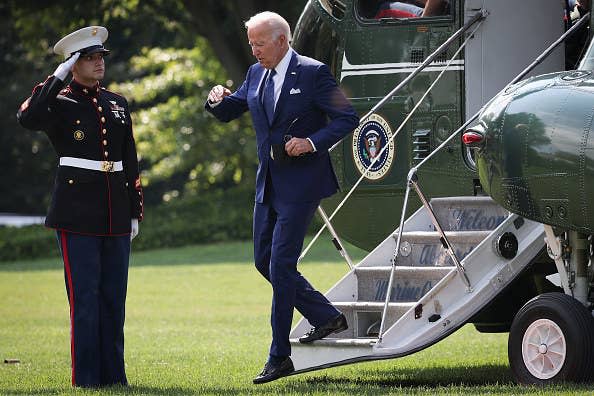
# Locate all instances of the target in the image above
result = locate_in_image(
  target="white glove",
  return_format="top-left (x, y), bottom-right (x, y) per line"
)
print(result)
top-left (53, 52), bottom-right (80, 81)
top-left (130, 218), bottom-right (139, 241)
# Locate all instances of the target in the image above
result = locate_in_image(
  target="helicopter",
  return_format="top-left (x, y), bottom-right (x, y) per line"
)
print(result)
top-left (283, 0), bottom-right (594, 386)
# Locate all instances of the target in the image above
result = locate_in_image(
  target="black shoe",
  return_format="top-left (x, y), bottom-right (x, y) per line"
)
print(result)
top-left (253, 357), bottom-right (294, 384)
top-left (299, 313), bottom-right (348, 343)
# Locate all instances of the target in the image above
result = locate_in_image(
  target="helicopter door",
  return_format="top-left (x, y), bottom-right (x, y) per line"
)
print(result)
top-left (464, 0), bottom-right (565, 117)
top-left (341, 0), bottom-right (465, 188)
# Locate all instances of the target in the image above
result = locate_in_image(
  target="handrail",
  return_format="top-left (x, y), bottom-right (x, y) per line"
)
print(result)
top-left (418, 11), bottom-right (589, 169)
top-left (352, 10), bottom-right (486, 129)
top-left (377, 11), bottom-right (591, 343)
top-left (299, 10), bottom-right (487, 263)
top-left (330, 9), bottom-right (487, 152)
top-left (317, 206), bottom-right (354, 269)
top-left (376, 24), bottom-right (482, 341)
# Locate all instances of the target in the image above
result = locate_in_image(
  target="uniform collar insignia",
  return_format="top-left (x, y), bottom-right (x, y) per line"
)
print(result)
top-left (70, 79), bottom-right (100, 97)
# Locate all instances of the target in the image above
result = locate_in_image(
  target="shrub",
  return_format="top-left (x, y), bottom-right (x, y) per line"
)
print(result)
top-left (0, 186), bottom-right (254, 262)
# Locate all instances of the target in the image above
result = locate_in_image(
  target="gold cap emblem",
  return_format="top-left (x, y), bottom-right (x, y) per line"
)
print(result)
top-left (92, 28), bottom-right (98, 36)
top-left (74, 130), bottom-right (85, 141)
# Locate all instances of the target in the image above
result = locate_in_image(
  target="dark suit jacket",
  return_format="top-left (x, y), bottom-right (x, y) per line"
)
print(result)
top-left (17, 77), bottom-right (143, 235)
top-left (206, 51), bottom-right (359, 203)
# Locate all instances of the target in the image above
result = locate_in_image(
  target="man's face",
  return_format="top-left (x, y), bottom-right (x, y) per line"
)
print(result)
top-left (72, 53), bottom-right (105, 83)
top-left (247, 23), bottom-right (287, 69)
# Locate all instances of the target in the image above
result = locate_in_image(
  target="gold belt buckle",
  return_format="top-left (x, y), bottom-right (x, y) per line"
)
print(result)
top-left (101, 161), bottom-right (114, 172)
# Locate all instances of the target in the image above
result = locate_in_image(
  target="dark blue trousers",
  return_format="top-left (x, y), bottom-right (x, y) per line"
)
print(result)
top-left (57, 231), bottom-right (130, 387)
top-left (253, 184), bottom-right (340, 359)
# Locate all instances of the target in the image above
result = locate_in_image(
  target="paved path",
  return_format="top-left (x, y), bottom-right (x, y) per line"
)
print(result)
top-left (0, 214), bottom-right (45, 227)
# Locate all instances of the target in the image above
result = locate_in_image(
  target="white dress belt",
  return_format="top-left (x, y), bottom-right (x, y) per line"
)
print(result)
top-left (59, 157), bottom-right (123, 172)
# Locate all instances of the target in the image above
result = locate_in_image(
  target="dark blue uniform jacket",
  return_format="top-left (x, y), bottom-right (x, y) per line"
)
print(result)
top-left (17, 76), bottom-right (143, 235)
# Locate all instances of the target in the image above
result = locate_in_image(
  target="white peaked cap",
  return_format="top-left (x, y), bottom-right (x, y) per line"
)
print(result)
top-left (53, 26), bottom-right (109, 59)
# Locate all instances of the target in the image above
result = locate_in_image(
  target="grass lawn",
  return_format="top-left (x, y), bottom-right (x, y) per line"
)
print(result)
top-left (0, 238), bottom-right (592, 395)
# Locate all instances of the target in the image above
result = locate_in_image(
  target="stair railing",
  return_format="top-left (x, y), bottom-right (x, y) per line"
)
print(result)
top-left (299, 10), bottom-right (488, 266)
top-left (377, 12), bottom-right (591, 343)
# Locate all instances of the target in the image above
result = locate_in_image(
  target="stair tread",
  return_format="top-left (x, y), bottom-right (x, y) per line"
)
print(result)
top-left (290, 338), bottom-right (377, 347)
top-left (333, 301), bottom-right (415, 308)
top-left (356, 266), bottom-right (455, 272)
top-left (396, 230), bottom-right (491, 236)
top-left (430, 196), bottom-right (498, 204)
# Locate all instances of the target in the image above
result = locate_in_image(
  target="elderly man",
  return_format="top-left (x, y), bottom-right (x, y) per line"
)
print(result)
top-left (206, 11), bottom-right (359, 384)
top-left (17, 26), bottom-right (142, 387)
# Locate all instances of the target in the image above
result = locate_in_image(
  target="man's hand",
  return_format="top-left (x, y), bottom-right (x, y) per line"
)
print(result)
top-left (53, 52), bottom-right (80, 81)
top-left (130, 218), bottom-right (139, 241)
top-left (207, 85), bottom-right (232, 105)
top-left (285, 137), bottom-right (313, 157)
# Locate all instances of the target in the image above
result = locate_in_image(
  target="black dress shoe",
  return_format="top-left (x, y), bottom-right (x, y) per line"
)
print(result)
top-left (299, 313), bottom-right (348, 343)
top-left (253, 357), bottom-right (294, 384)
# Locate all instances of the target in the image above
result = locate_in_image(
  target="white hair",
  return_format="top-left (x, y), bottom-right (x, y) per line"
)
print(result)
top-left (245, 11), bottom-right (292, 42)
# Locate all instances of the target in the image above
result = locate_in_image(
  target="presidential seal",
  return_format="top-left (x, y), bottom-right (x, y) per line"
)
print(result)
top-left (352, 114), bottom-right (394, 180)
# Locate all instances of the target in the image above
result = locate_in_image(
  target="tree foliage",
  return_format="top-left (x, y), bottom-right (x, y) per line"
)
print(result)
top-left (2, 0), bottom-right (306, 213)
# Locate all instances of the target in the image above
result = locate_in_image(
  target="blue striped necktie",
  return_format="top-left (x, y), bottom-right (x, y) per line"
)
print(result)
top-left (263, 69), bottom-right (276, 124)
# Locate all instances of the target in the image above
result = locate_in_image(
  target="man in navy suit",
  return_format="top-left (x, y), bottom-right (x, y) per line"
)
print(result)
top-left (205, 11), bottom-right (359, 384)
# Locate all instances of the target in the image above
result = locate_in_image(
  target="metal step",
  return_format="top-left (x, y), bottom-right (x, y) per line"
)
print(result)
top-left (289, 338), bottom-right (377, 347)
top-left (361, 230), bottom-right (490, 267)
top-left (356, 266), bottom-right (454, 303)
top-left (393, 230), bottom-right (490, 267)
top-left (428, 196), bottom-right (509, 232)
top-left (329, 301), bottom-right (416, 338)
top-left (289, 213), bottom-right (545, 373)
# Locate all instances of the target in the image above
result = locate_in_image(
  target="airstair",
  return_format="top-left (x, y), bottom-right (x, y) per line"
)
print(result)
top-left (286, 0), bottom-right (589, 377)
top-left (289, 196), bottom-right (545, 373)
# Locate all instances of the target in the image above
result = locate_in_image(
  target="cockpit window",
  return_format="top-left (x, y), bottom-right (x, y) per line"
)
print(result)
top-left (356, 0), bottom-right (452, 20)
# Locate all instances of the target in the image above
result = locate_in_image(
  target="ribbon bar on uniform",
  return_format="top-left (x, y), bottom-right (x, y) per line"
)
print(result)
top-left (59, 157), bottom-right (123, 172)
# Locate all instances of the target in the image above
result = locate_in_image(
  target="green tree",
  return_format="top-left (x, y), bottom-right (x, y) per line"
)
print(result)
top-left (3, 0), bottom-right (307, 213)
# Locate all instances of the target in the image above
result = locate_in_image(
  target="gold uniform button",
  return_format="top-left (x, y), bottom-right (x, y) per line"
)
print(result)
top-left (93, 98), bottom-right (98, 103)
top-left (103, 140), bottom-right (108, 146)
top-left (68, 179), bottom-right (74, 185)
top-left (101, 117), bottom-right (106, 123)
top-left (102, 128), bottom-right (107, 134)
top-left (76, 120), bottom-right (81, 124)
top-left (98, 106), bottom-right (103, 112)
top-left (125, 182), bottom-right (129, 187)
top-left (104, 151), bottom-right (109, 157)
top-left (121, 120), bottom-right (125, 124)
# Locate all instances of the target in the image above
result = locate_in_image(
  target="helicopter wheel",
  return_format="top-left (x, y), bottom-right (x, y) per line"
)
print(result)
top-left (508, 292), bottom-right (594, 384)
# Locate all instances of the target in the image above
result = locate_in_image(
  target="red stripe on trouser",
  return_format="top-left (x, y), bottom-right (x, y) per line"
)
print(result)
top-left (60, 231), bottom-right (76, 386)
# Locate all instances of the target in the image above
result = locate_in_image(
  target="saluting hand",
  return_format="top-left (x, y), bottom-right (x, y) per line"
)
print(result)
top-left (285, 137), bottom-right (313, 157)
top-left (207, 85), bottom-right (232, 104)
top-left (53, 52), bottom-right (80, 81)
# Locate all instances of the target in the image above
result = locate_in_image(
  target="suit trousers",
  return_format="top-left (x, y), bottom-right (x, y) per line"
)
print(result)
top-left (253, 180), bottom-right (340, 359)
top-left (57, 231), bottom-right (130, 387)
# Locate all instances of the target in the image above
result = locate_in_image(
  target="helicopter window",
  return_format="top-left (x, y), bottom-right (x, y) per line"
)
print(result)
top-left (356, 0), bottom-right (451, 20)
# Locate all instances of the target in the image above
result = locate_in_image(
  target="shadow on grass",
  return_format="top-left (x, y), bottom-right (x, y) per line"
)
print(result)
top-left (5, 365), bottom-right (593, 395)
top-left (291, 364), bottom-right (594, 394)
top-left (303, 364), bottom-right (514, 388)
top-left (2, 365), bottom-right (592, 396)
